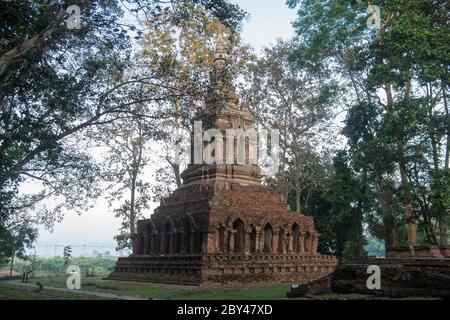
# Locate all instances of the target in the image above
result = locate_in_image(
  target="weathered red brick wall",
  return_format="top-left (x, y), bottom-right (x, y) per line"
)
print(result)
top-left (109, 180), bottom-right (337, 285)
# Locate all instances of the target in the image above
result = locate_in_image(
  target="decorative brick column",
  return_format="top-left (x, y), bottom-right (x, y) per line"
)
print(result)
top-left (224, 229), bottom-right (230, 253)
top-left (216, 228), bottom-right (221, 252)
top-left (288, 232), bottom-right (294, 253)
top-left (255, 227), bottom-right (261, 253)
top-left (281, 233), bottom-right (287, 254)
top-left (304, 232), bottom-right (311, 253)
top-left (244, 232), bottom-right (251, 254)
top-left (258, 229), bottom-right (265, 253)
top-left (298, 232), bottom-right (305, 253)
top-left (229, 229), bottom-right (236, 253)
top-left (168, 232), bottom-right (175, 254)
top-left (273, 230), bottom-right (279, 253)
top-left (311, 232), bottom-right (320, 254)
top-left (207, 229), bottom-right (217, 253)
top-left (202, 232), bottom-right (211, 253)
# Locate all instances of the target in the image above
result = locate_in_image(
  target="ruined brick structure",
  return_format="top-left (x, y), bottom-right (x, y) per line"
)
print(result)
top-left (287, 257), bottom-right (450, 299)
top-left (386, 245), bottom-right (450, 259)
top-left (108, 26), bottom-right (337, 285)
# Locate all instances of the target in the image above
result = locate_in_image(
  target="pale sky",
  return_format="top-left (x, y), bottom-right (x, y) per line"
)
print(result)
top-left (34, 1), bottom-right (298, 257)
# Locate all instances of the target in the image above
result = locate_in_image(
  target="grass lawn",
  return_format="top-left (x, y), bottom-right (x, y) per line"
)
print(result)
top-left (1, 277), bottom-right (439, 300)
top-left (28, 276), bottom-right (292, 300)
top-left (0, 280), bottom-right (111, 300)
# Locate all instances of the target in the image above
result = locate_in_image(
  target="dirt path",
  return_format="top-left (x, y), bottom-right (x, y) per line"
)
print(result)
top-left (6, 280), bottom-right (148, 300)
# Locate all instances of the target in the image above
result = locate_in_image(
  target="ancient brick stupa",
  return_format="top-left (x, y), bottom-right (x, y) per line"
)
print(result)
top-left (108, 26), bottom-right (336, 285)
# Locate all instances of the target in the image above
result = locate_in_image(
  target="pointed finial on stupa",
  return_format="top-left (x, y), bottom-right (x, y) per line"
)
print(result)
top-left (214, 22), bottom-right (226, 63)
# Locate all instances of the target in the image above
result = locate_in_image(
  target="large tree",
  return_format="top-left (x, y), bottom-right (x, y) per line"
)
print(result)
top-left (243, 39), bottom-right (337, 213)
top-left (287, 0), bottom-right (449, 251)
top-left (98, 110), bottom-right (162, 250)
top-left (0, 0), bottom-right (246, 260)
top-left (141, 1), bottom-right (253, 197)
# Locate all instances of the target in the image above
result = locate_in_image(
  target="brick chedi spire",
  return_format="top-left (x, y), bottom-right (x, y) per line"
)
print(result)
top-left (182, 23), bottom-right (261, 187)
top-left (214, 23), bottom-right (226, 68)
top-left (204, 23), bottom-right (245, 123)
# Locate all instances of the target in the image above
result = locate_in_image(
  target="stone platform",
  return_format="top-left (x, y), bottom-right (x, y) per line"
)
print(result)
top-left (108, 253), bottom-right (337, 285)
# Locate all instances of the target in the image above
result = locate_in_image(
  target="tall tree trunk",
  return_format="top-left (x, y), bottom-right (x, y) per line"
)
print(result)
top-left (386, 82), bottom-right (417, 253)
top-left (129, 173), bottom-right (138, 256)
top-left (377, 175), bottom-right (396, 248)
top-left (295, 185), bottom-right (301, 214)
top-left (439, 215), bottom-right (448, 246)
top-left (398, 142), bottom-right (417, 252)
top-left (279, 109), bottom-right (289, 203)
top-left (172, 96), bottom-right (182, 189)
top-left (427, 84), bottom-right (440, 170)
top-left (172, 162), bottom-right (181, 188)
top-left (0, 11), bottom-right (66, 77)
top-left (443, 81), bottom-right (449, 170)
top-left (282, 172), bottom-right (289, 204)
top-left (425, 83), bottom-right (441, 244)
top-left (422, 210), bottom-right (438, 244)
top-left (355, 210), bottom-right (365, 257)
top-left (354, 202), bottom-right (365, 257)
top-left (166, 156), bottom-right (181, 188)
top-left (9, 254), bottom-right (15, 276)
top-left (130, 175), bottom-right (137, 236)
top-left (354, 171), bottom-right (369, 257)
top-left (440, 81), bottom-right (449, 246)
top-left (130, 126), bottom-right (144, 238)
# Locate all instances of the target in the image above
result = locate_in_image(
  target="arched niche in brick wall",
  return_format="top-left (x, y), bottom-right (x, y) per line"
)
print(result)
top-left (263, 223), bottom-right (273, 253)
top-left (232, 218), bottom-right (245, 253)
top-left (218, 224), bottom-right (226, 252)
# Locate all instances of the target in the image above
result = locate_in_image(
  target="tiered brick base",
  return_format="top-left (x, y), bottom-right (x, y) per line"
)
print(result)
top-left (108, 253), bottom-right (337, 285)
top-left (107, 179), bottom-right (336, 285)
